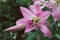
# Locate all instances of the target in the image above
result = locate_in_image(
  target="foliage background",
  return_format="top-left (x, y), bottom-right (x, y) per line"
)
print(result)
top-left (0, 0), bottom-right (60, 40)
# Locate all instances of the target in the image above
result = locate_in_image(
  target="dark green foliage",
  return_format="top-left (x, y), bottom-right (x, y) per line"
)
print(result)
top-left (42, 7), bottom-right (52, 11)
top-left (26, 30), bottom-right (40, 40)
top-left (0, 0), bottom-right (32, 40)
top-left (26, 30), bottom-right (50, 40)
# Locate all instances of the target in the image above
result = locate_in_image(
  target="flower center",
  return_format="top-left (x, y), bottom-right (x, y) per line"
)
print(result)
top-left (32, 18), bottom-right (41, 25)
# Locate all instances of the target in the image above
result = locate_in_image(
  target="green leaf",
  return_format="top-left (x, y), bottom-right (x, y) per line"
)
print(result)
top-left (26, 30), bottom-right (40, 40)
top-left (55, 34), bottom-right (60, 39)
top-left (57, 20), bottom-right (60, 27)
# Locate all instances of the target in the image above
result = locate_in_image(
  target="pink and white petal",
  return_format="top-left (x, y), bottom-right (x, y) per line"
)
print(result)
top-left (40, 11), bottom-right (50, 20)
top-left (34, 2), bottom-right (42, 14)
top-left (32, 0), bottom-right (39, 2)
top-left (16, 18), bottom-right (28, 25)
top-left (29, 2), bottom-right (42, 15)
top-left (57, 5), bottom-right (60, 20)
top-left (52, 13), bottom-right (58, 22)
top-left (52, 4), bottom-right (60, 22)
top-left (49, 0), bottom-right (56, 3)
top-left (52, 5), bottom-right (58, 22)
top-left (20, 7), bottom-right (36, 20)
top-left (24, 26), bottom-right (33, 33)
top-left (52, 5), bottom-right (57, 14)
top-left (45, 0), bottom-right (56, 8)
top-left (40, 20), bottom-right (46, 24)
top-left (5, 24), bottom-right (26, 31)
top-left (38, 24), bottom-right (52, 38)
top-left (24, 25), bottom-right (36, 33)
top-left (45, 2), bottom-right (53, 8)
top-left (29, 5), bottom-right (37, 14)
top-left (53, 17), bottom-right (58, 22)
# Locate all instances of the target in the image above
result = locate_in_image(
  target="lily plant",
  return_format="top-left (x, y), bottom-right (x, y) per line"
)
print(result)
top-left (5, 2), bottom-right (52, 38)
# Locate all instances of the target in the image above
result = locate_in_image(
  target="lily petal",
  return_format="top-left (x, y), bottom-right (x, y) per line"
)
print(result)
top-left (20, 7), bottom-right (36, 20)
top-left (16, 18), bottom-right (28, 25)
top-left (45, 0), bottom-right (56, 8)
top-left (29, 5), bottom-right (38, 14)
top-left (57, 4), bottom-right (60, 20)
top-left (40, 11), bottom-right (50, 21)
top-left (34, 2), bottom-right (42, 14)
top-left (45, 2), bottom-right (53, 8)
top-left (29, 2), bottom-right (43, 15)
top-left (49, 0), bottom-right (56, 3)
top-left (5, 24), bottom-right (26, 31)
top-left (52, 5), bottom-right (58, 22)
top-left (24, 25), bottom-right (36, 33)
top-left (38, 24), bottom-right (52, 38)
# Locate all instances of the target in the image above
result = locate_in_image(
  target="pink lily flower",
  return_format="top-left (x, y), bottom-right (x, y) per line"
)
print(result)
top-left (32, 0), bottom-right (57, 8)
top-left (52, 4), bottom-right (60, 22)
top-left (5, 3), bottom-right (52, 38)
